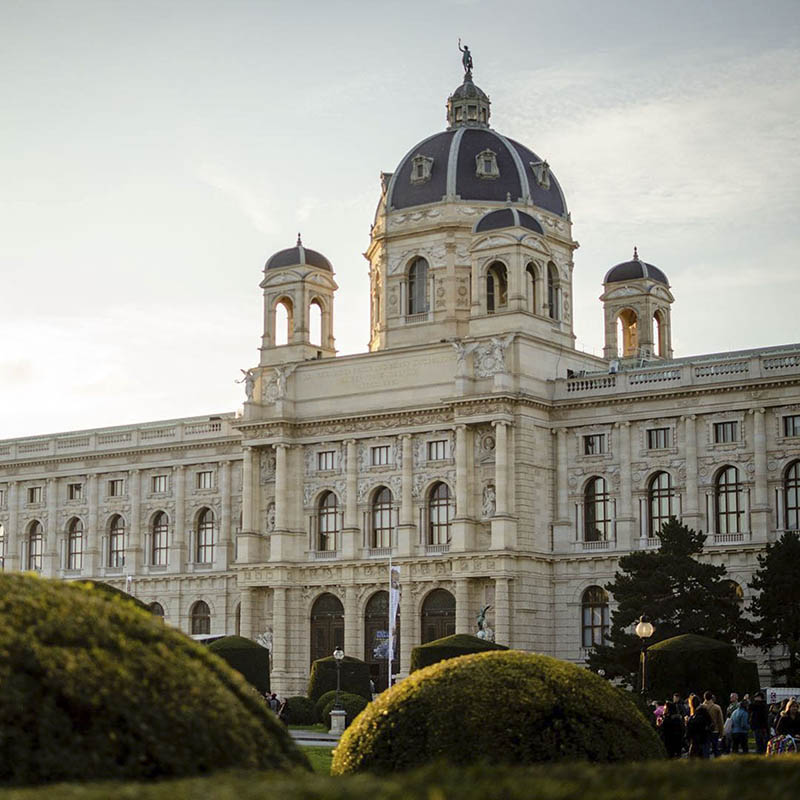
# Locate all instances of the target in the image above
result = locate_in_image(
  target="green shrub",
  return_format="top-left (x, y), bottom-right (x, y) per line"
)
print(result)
top-left (410, 632), bottom-right (508, 672)
top-left (0, 573), bottom-right (308, 785)
top-left (282, 696), bottom-right (316, 725)
top-left (207, 635), bottom-right (270, 695)
top-left (332, 650), bottom-right (664, 775)
top-left (733, 656), bottom-right (760, 697)
top-left (79, 579), bottom-right (152, 612)
top-left (647, 634), bottom-right (737, 702)
top-left (322, 692), bottom-right (369, 728)
top-left (315, 690), bottom-right (340, 723)
top-left (307, 655), bottom-right (371, 703)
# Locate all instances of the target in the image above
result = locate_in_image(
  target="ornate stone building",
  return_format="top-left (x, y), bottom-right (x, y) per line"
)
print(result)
top-left (1, 65), bottom-right (799, 693)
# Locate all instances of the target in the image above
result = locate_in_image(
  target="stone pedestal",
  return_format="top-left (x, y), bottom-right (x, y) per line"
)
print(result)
top-left (329, 708), bottom-right (346, 735)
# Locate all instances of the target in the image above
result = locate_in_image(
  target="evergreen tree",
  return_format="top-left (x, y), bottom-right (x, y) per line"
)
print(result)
top-left (587, 518), bottom-right (746, 685)
top-left (747, 531), bottom-right (800, 683)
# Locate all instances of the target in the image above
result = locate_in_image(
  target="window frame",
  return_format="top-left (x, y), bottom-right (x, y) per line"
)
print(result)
top-left (152, 474), bottom-right (168, 494)
top-left (28, 521), bottom-right (43, 571)
top-left (648, 471), bottom-right (675, 536)
top-left (583, 434), bottom-right (606, 455)
top-left (190, 600), bottom-right (211, 635)
top-left (785, 461), bottom-right (800, 532)
top-left (427, 482), bottom-right (453, 545)
top-left (317, 450), bottom-right (335, 472)
top-left (715, 466), bottom-right (743, 534)
top-left (195, 508), bottom-right (215, 564)
top-left (108, 478), bottom-right (124, 498)
top-left (584, 477), bottom-right (611, 542)
top-left (151, 511), bottom-right (169, 566)
top-left (713, 421), bottom-right (738, 444)
top-left (371, 487), bottom-right (394, 548)
top-left (370, 445), bottom-right (391, 467)
top-left (784, 415), bottom-right (800, 438)
top-left (27, 486), bottom-right (43, 504)
top-left (67, 517), bottom-right (83, 571)
top-left (317, 491), bottom-right (339, 552)
top-left (646, 428), bottom-right (670, 450)
top-left (108, 515), bottom-right (125, 568)
top-left (581, 586), bottom-right (610, 648)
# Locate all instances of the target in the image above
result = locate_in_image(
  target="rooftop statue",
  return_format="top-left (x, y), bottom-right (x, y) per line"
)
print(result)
top-left (458, 38), bottom-right (473, 76)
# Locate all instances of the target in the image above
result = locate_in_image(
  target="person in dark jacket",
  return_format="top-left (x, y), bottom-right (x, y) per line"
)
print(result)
top-left (686, 694), bottom-right (712, 758)
top-left (660, 701), bottom-right (685, 758)
top-left (775, 699), bottom-right (800, 737)
top-left (749, 691), bottom-right (770, 754)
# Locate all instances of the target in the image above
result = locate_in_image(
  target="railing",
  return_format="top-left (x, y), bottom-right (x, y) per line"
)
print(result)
top-left (425, 543), bottom-right (451, 555)
top-left (580, 539), bottom-right (612, 551)
top-left (637, 537), bottom-right (661, 550)
top-left (185, 421), bottom-right (223, 435)
top-left (763, 355), bottom-right (800, 370)
top-left (368, 547), bottom-right (394, 558)
top-left (567, 376), bottom-right (616, 393)
top-left (57, 436), bottom-right (91, 450)
top-left (98, 432), bottom-right (132, 445)
top-left (695, 361), bottom-right (748, 378)
top-left (628, 369), bottom-right (681, 385)
top-left (310, 550), bottom-right (340, 561)
top-left (712, 532), bottom-right (746, 544)
top-left (140, 427), bottom-right (175, 441)
top-left (18, 441), bottom-right (49, 454)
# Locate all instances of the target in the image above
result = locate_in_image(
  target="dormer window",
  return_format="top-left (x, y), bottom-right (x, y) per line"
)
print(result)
top-left (476, 149), bottom-right (499, 180)
top-left (410, 154), bottom-right (434, 185)
top-left (530, 160), bottom-right (551, 189)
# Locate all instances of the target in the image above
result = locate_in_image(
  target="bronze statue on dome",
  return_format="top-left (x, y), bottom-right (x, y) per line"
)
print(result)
top-left (458, 38), bottom-right (473, 76)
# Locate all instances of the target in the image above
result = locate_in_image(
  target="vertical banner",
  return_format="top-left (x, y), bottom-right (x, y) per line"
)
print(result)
top-left (388, 563), bottom-right (401, 681)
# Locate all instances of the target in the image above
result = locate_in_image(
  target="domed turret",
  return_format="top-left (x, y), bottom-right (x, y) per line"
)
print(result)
top-left (604, 247), bottom-right (668, 285)
top-left (266, 234), bottom-right (333, 272)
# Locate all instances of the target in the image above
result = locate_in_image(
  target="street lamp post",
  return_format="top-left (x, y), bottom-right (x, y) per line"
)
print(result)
top-left (635, 616), bottom-right (655, 698)
top-left (329, 646), bottom-right (346, 736)
top-left (333, 646), bottom-right (344, 710)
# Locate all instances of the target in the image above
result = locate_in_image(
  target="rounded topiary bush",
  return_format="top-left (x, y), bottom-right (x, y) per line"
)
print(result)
top-left (332, 650), bottom-right (664, 775)
top-left (282, 696), bottom-right (316, 725)
top-left (322, 692), bottom-right (369, 729)
top-left (315, 690), bottom-right (340, 723)
top-left (207, 635), bottom-right (270, 695)
top-left (307, 655), bottom-right (371, 703)
top-left (410, 632), bottom-right (508, 672)
top-left (0, 573), bottom-right (308, 785)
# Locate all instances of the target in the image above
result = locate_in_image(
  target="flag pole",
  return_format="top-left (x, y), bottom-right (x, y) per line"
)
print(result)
top-left (388, 548), bottom-right (393, 688)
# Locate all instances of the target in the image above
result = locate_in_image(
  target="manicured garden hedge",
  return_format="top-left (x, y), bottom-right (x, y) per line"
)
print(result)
top-left (321, 692), bottom-right (368, 728)
top-left (2, 757), bottom-right (796, 800)
top-left (307, 655), bottom-right (371, 703)
top-left (647, 634), bottom-right (740, 702)
top-left (0, 573), bottom-right (308, 785)
top-left (281, 696), bottom-right (316, 725)
top-left (409, 632), bottom-right (508, 672)
top-left (332, 650), bottom-right (664, 775)
top-left (207, 635), bottom-right (270, 695)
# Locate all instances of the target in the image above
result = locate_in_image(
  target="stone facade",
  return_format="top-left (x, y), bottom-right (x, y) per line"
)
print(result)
top-left (1, 69), bottom-right (799, 694)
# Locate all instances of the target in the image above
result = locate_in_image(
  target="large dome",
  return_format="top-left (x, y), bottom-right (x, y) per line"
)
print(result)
top-left (384, 74), bottom-right (567, 217)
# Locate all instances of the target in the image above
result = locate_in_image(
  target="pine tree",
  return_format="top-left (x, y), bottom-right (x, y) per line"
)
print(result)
top-left (747, 531), bottom-right (800, 683)
top-left (587, 518), bottom-right (746, 685)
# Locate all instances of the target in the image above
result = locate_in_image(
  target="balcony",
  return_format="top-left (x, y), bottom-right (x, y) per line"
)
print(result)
top-left (425, 543), bottom-right (451, 555)
top-left (309, 550), bottom-right (339, 561)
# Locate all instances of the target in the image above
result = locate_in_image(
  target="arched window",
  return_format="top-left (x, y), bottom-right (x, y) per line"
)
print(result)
top-left (581, 586), bottom-right (610, 647)
top-left (151, 511), bottom-right (168, 566)
top-left (148, 601), bottom-right (165, 617)
top-left (371, 487), bottom-right (394, 549)
top-left (584, 477), bottom-right (611, 542)
top-left (317, 491), bottom-right (339, 552)
top-left (108, 515), bottom-right (125, 568)
top-left (526, 262), bottom-right (537, 312)
top-left (785, 460), bottom-right (800, 532)
top-left (715, 466), bottom-right (743, 534)
top-left (547, 262), bottom-right (560, 320)
top-left (309, 298), bottom-right (323, 346)
top-left (653, 309), bottom-right (667, 357)
top-left (427, 482), bottom-right (453, 545)
top-left (408, 257), bottom-right (429, 315)
top-left (421, 588), bottom-right (456, 643)
top-left (28, 521), bottom-right (43, 571)
top-left (648, 472), bottom-right (674, 536)
top-left (67, 517), bottom-right (83, 571)
top-left (196, 508), bottom-right (215, 564)
top-left (190, 600), bottom-right (211, 635)
top-left (486, 262), bottom-right (508, 313)
top-left (274, 297), bottom-right (293, 346)
top-left (617, 308), bottom-right (639, 357)
top-left (310, 592), bottom-right (344, 664)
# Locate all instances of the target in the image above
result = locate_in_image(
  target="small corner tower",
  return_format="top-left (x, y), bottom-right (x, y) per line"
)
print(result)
top-left (600, 248), bottom-right (674, 362)
top-left (259, 235), bottom-right (337, 366)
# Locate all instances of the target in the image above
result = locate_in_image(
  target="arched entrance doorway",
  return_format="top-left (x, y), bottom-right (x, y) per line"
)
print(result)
top-left (364, 590), bottom-right (400, 692)
top-left (310, 592), bottom-right (344, 665)
top-left (421, 588), bottom-right (455, 643)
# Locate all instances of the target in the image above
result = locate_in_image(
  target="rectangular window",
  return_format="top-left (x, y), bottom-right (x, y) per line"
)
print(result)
top-left (108, 479), bottom-right (124, 497)
top-left (0, 488), bottom-right (5, 507)
top-left (784, 415), bottom-right (800, 438)
top-left (714, 421), bottom-right (738, 444)
top-left (647, 428), bottom-right (670, 450)
top-left (27, 486), bottom-right (42, 504)
top-left (427, 440), bottom-right (447, 461)
top-left (196, 471), bottom-right (213, 490)
top-left (583, 434), bottom-right (606, 455)
top-left (152, 474), bottom-right (168, 493)
top-left (371, 445), bottom-right (390, 466)
top-left (317, 451), bottom-right (335, 471)
top-left (67, 483), bottom-right (83, 501)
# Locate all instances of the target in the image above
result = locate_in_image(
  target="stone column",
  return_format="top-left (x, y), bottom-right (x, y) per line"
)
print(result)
top-left (341, 440), bottom-right (358, 559)
top-left (275, 444), bottom-right (288, 530)
top-left (455, 578), bottom-right (470, 635)
top-left (129, 468), bottom-right (142, 573)
top-left (490, 421), bottom-right (516, 550)
top-left (399, 583), bottom-right (414, 678)
top-left (397, 435), bottom-right (414, 556)
top-left (240, 586), bottom-right (256, 639)
top-left (169, 465), bottom-right (185, 573)
top-left (6, 481), bottom-right (19, 571)
top-left (494, 577), bottom-right (511, 647)
top-left (241, 447), bottom-right (255, 533)
top-left (86, 474), bottom-right (99, 574)
top-left (344, 584), bottom-right (358, 660)
top-left (43, 478), bottom-right (58, 577)
top-left (270, 587), bottom-right (290, 693)
top-left (615, 421), bottom-right (633, 550)
top-left (750, 408), bottom-right (770, 540)
top-left (455, 425), bottom-right (468, 516)
top-left (217, 460), bottom-right (232, 569)
top-left (682, 415), bottom-right (701, 526)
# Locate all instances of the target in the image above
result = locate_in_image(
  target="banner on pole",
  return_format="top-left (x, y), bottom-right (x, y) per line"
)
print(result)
top-left (389, 565), bottom-right (401, 664)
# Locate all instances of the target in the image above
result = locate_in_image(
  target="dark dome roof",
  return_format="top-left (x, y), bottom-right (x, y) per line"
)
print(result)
top-left (604, 250), bottom-right (668, 285)
top-left (386, 128), bottom-right (567, 216)
top-left (265, 238), bottom-right (332, 272)
top-left (475, 208), bottom-right (544, 235)
top-left (449, 78), bottom-right (489, 102)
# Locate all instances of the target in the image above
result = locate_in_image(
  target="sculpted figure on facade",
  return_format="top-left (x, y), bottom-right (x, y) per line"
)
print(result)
top-left (236, 368), bottom-right (256, 401)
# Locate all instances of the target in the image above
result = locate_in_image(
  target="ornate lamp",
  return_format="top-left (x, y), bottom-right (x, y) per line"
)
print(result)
top-left (333, 646), bottom-right (344, 710)
top-left (635, 616), bottom-right (655, 696)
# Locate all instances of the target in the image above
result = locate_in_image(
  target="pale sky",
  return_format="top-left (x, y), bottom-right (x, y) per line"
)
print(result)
top-left (2, 0), bottom-right (799, 439)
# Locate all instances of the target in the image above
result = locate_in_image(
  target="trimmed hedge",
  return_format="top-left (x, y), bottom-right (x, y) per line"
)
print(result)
top-left (647, 634), bottom-right (738, 702)
top-left (307, 655), bottom-right (371, 703)
top-left (282, 696), bottom-right (316, 725)
top-left (332, 650), bottom-right (664, 775)
top-left (315, 690), bottom-right (339, 723)
top-left (207, 635), bottom-right (270, 695)
top-left (410, 632), bottom-right (508, 672)
top-left (322, 692), bottom-right (369, 728)
top-left (11, 753), bottom-right (794, 800)
top-left (0, 573), bottom-right (308, 785)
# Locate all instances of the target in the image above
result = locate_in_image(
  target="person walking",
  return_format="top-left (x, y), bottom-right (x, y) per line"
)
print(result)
top-left (660, 701), bottom-right (686, 758)
top-left (730, 701), bottom-right (750, 753)
top-left (749, 691), bottom-right (770, 754)
top-left (686, 694), bottom-right (712, 758)
top-left (702, 691), bottom-right (724, 758)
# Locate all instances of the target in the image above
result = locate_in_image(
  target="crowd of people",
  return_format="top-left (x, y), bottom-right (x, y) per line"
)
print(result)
top-left (653, 691), bottom-right (800, 757)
